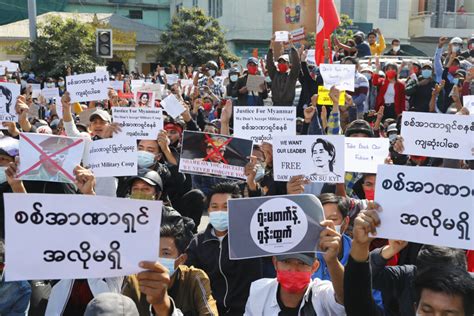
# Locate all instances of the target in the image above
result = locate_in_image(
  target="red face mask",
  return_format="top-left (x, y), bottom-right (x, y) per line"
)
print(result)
top-left (247, 64), bottom-right (258, 75)
top-left (385, 70), bottom-right (397, 80)
top-left (364, 188), bottom-right (375, 200)
top-left (448, 66), bottom-right (459, 74)
top-left (276, 270), bottom-right (311, 293)
top-left (203, 102), bottom-right (212, 111)
top-left (278, 63), bottom-right (289, 73)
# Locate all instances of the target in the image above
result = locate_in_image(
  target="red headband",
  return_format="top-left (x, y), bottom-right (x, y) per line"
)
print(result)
top-left (164, 123), bottom-right (183, 135)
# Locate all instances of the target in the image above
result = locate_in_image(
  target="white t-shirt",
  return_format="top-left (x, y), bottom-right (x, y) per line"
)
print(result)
top-left (384, 83), bottom-right (395, 104)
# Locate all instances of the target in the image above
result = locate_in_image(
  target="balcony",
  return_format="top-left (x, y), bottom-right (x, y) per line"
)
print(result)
top-left (409, 12), bottom-right (474, 40)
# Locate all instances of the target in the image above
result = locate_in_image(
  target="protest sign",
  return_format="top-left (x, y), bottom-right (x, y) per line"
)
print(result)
top-left (140, 83), bottom-right (162, 100)
top-left (112, 107), bottom-right (163, 139)
top-left (290, 27), bottom-right (305, 42)
top-left (317, 86), bottom-right (345, 105)
top-left (0, 61), bottom-right (19, 72)
top-left (135, 91), bottom-right (155, 107)
top-left (246, 75), bottom-right (265, 93)
top-left (275, 31), bottom-right (289, 42)
top-left (273, 135), bottom-right (345, 183)
top-left (179, 131), bottom-right (253, 180)
top-left (27, 83), bottom-right (41, 92)
top-left (95, 65), bottom-right (108, 72)
top-left (83, 137), bottom-right (137, 177)
top-left (400, 112), bottom-right (474, 160)
top-left (160, 94), bottom-right (185, 118)
top-left (233, 106), bottom-right (295, 143)
top-left (344, 138), bottom-right (389, 173)
top-left (110, 80), bottom-right (124, 92)
top-left (463, 95), bottom-right (474, 115)
top-left (41, 87), bottom-right (60, 100)
top-left (374, 165), bottom-right (473, 250)
top-left (306, 49), bottom-right (316, 66)
top-left (228, 194), bottom-right (325, 259)
top-left (0, 67), bottom-right (5, 76)
top-left (166, 74), bottom-right (179, 85)
top-left (66, 72), bottom-right (110, 103)
top-left (319, 63), bottom-right (355, 92)
top-left (17, 133), bottom-right (85, 183)
top-left (4, 194), bottom-right (162, 281)
top-left (131, 80), bottom-right (145, 91)
top-left (0, 82), bottom-right (20, 123)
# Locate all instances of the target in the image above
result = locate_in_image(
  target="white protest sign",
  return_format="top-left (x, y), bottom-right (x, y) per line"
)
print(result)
top-left (95, 66), bottom-right (108, 72)
top-left (246, 75), bottom-right (265, 93)
top-left (306, 49), bottom-right (316, 66)
top-left (0, 82), bottom-right (20, 123)
top-left (0, 67), bottom-right (5, 76)
top-left (166, 74), bottom-right (179, 85)
top-left (463, 95), bottom-right (474, 115)
top-left (54, 97), bottom-right (63, 119)
top-left (131, 80), bottom-right (145, 91)
top-left (110, 80), bottom-right (124, 92)
top-left (275, 31), bottom-right (289, 42)
top-left (0, 61), bottom-right (19, 72)
top-left (344, 138), bottom-right (389, 173)
top-left (112, 107), bottom-right (163, 140)
top-left (400, 112), bottom-right (474, 160)
top-left (233, 106), bottom-right (296, 143)
top-left (82, 137), bottom-right (137, 177)
top-left (319, 63), bottom-right (356, 92)
top-left (273, 135), bottom-right (345, 183)
top-left (27, 83), bottom-right (41, 92)
top-left (4, 194), bottom-right (162, 281)
top-left (140, 83), bottom-right (162, 100)
top-left (160, 94), bottom-right (185, 118)
top-left (66, 72), bottom-right (110, 103)
top-left (374, 165), bottom-right (473, 250)
top-left (41, 87), bottom-right (60, 100)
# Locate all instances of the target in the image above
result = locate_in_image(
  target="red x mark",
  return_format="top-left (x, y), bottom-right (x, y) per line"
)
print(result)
top-left (203, 134), bottom-right (232, 164)
top-left (17, 134), bottom-right (84, 182)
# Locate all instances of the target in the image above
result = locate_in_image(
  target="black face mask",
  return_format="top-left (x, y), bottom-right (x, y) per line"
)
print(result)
top-left (354, 37), bottom-right (362, 45)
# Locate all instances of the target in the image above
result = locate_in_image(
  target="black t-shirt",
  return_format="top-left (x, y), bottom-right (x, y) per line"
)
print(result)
top-left (277, 285), bottom-right (302, 316)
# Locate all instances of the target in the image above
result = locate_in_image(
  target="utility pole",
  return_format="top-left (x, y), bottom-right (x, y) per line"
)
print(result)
top-left (28, 0), bottom-right (37, 63)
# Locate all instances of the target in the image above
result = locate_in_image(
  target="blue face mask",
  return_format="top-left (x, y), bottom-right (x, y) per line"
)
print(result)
top-left (159, 257), bottom-right (176, 276)
top-left (209, 210), bottom-right (229, 232)
top-left (255, 163), bottom-right (265, 181)
top-left (0, 167), bottom-right (6, 184)
top-left (452, 78), bottom-right (459, 85)
top-left (421, 69), bottom-right (432, 79)
top-left (137, 151), bottom-right (155, 169)
top-left (265, 76), bottom-right (272, 83)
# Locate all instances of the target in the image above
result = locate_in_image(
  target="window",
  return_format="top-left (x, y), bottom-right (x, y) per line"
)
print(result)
top-left (193, 0), bottom-right (198, 7)
top-left (340, 0), bottom-right (355, 18)
top-left (209, 0), bottom-right (223, 18)
top-left (379, 0), bottom-right (398, 19)
top-left (268, 0), bottom-right (273, 12)
top-left (129, 10), bottom-right (143, 19)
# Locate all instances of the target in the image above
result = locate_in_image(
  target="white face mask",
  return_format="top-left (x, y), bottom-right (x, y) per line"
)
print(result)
top-left (334, 225), bottom-right (341, 234)
top-left (58, 81), bottom-right (65, 87)
top-left (208, 70), bottom-right (216, 77)
top-left (392, 45), bottom-right (400, 52)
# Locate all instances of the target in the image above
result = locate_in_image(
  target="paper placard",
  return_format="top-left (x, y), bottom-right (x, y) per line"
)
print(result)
top-left (344, 138), bottom-right (389, 173)
top-left (179, 131), bottom-right (253, 180)
top-left (400, 112), bottom-right (474, 160)
top-left (41, 87), bottom-right (60, 100)
top-left (134, 91), bottom-right (155, 108)
top-left (374, 165), bottom-right (473, 250)
top-left (140, 83), bottom-right (162, 100)
top-left (82, 137), bottom-right (137, 177)
top-left (4, 193), bottom-right (162, 281)
top-left (160, 94), bottom-right (185, 118)
top-left (273, 135), bottom-right (345, 183)
top-left (110, 80), bottom-right (124, 92)
top-left (0, 67), bottom-right (5, 76)
top-left (228, 194), bottom-right (325, 259)
top-left (319, 63), bottom-right (355, 92)
top-left (275, 31), bottom-right (289, 42)
top-left (306, 49), bottom-right (316, 66)
top-left (233, 106), bottom-right (296, 143)
top-left (463, 95), bottom-right (474, 115)
top-left (95, 66), bottom-right (108, 73)
top-left (131, 80), bottom-right (145, 91)
top-left (0, 61), bottom-right (19, 72)
top-left (0, 82), bottom-right (20, 123)
top-left (112, 107), bottom-right (164, 140)
top-left (317, 86), bottom-right (345, 105)
top-left (54, 97), bottom-right (63, 119)
top-left (66, 72), bottom-right (110, 103)
top-left (166, 74), bottom-right (179, 85)
top-left (246, 75), bottom-right (265, 93)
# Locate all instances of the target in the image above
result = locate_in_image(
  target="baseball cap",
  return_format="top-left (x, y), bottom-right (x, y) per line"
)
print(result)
top-left (421, 61), bottom-right (433, 69)
top-left (247, 57), bottom-right (259, 65)
top-left (84, 293), bottom-right (139, 316)
top-left (89, 109), bottom-right (111, 123)
top-left (345, 119), bottom-right (374, 137)
top-left (276, 253), bottom-right (316, 266)
top-left (387, 123), bottom-right (398, 134)
top-left (128, 169), bottom-right (163, 192)
top-left (278, 54), bottom-right (290, 63)
top-left (50, 119), bottom-right (61, 130)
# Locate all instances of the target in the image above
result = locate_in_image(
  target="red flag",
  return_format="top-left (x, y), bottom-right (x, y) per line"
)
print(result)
top-left (315, 0), bottom-right (340, 65)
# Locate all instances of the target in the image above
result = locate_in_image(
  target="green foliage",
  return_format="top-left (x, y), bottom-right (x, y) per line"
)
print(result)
top-left (18, 16), bottom-right (102, 77)
top-left (156, 8), bottom-right (238, 66)
top-left (333, 14), bottom-right (354, 43)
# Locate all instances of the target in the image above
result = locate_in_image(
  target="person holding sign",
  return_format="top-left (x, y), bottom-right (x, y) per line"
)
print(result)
top-left (373, 59), bottom-right (406, 121)
top-left (233, 57), bottom-right (268, 106)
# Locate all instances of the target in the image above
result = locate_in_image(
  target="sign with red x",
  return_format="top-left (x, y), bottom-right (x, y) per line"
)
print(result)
top-left (17, 133), bottom-right (85, 183)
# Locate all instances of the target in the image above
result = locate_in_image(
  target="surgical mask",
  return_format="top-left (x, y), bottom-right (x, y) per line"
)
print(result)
top-left (265, 76), bottom-right (272, 83)
top-left (159, 257), bottom-right (176, 276)
top-left (421, 69), bottom-right (432, 79)
top-left (209, 210), bottom-right (229, 231)
top-left (392, 45), bottom-right (400, 52)
top-left (129, 191), bottom-right (156, 200)
top-left (278, 64), bottom-right (289, 73)
top-left (230, 74), bottom-right (238, 82)
top-left (58, 81), bottom-right (64, 87)
top-left (0, 167), bottom-right (6, 184)
top-left (276, 270), bottom-right (311, 293)
top-left (452, 45), bottom-right (460, 53)
top-left (137, 151), bottom-right (155, 169)
top-left (208, 70), bottom-right (216, 77)
top-left (362, 73), bottom-right (372, 80)
top-left (388, 133), bottom-right (397, 142)
top-left (334, 225), bottom-right (341, 234)
top-left (46, 83), bottom-right (55, 88)
top-left (255, 163), bottom-right (265, 181)
top-left (452, 78), bottom-right (459, 85)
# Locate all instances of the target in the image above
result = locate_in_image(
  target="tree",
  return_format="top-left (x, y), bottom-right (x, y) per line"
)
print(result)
top-left (304, 14), bottom-right (353, 49)
top-left (18, 16), bottom-right (102, 77)
top-left (156, 8), bottom-right (238, 66)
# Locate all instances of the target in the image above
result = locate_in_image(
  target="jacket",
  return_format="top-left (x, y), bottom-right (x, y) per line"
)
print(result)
top-left (405, 75), bottom-right (437, 112)
top-left (297, 62), bottom-right (321, 117)
top-left (266, 47), bottom-right (301, 106)
top-left (185, 224), bottom-right (263, 315)
top-left (372, 74), bottom-right (406, 116)
top-left (233, 74), bottom-right (268, 106)
top-left (123, 265), bottom-right (218, 316)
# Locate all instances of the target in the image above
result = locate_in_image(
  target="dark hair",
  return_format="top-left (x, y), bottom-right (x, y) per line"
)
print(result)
top-left (311, 138), bottom-right (336, 172)
top-left (384, 62), bottom-right (398, 72)
top-left (208, 182), bottom-right (242, 205)
top-left (415, 267), bottom-right (474, 315)
top-left (416, 245), bottom-right (467, 271)
top-left (343, 56), bottom-right (359, 65)
top-left (368, 31), bottom-right (377, 38)
top-left (0, 86), bottom-right (13, 113)
top-left (318, 193), bottom-right (349, 218)
top-left (391, 39), bottom-right (400, 45)
top-left (160, 220), bottom-right (194, 254)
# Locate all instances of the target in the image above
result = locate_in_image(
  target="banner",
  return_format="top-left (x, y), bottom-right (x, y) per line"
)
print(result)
top-left (228, 194), bottom-right (325, 259)
top-left (112, 107), bottom-right (163, 140)
top-left (4, 194), bottom-right (162, 281)
top-left (272, 0), bottom-right (316, 41)
top-left (374, 165), bottom-right (473, 250)
top-left (344, 138), bottom-right (389, 173)
top-left (319, 63), bottom-right (355, 92)
top-left (0, 82), bottom-right (20, 123)
top-left (233, 106), bottom-right (296, 143)
top-left (400, 112), bottom-right (474, 160)
top-left (273, 135), bottom-right (344, 183)
top-left (66, 72), bottom-right (110, 103)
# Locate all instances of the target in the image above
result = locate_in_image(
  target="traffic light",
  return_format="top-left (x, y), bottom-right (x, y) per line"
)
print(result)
top-left (96, 29), bottom-right (113, 58)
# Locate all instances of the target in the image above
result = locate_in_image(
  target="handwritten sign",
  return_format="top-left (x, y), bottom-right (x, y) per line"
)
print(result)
top-left (344, 138), bottom-right (389, 173)
top-left (306, 49), bottom-right (316, 66)
top-left (82, 137), bottom-right (137, 177)
top-left (228, 194), bottom-right (325, 259)
top-left (66, 72), bottom-right (110, 103)
top-left (246, 75), bottom-right (265, 93)
top-left (112, 107), bottom-right (163, 140)
top-left (4, 194), bottom-right (162, 281)
top-left (0, 82), bottom-right (20, 123)
top-left (273, 135), bottom-right (344, 183)
top-left (110, 80), bottom-right (124, 92)
top-left (400, 112), bottom-right (474, 160)
top-left (374, 165), bottom-right (473, 250)
top-left (317, 86), bottom-right (345, 105)
top-left (463, 95), bottom-right (474, 115)
top-left (160, 94), bottom-right (185, 118)
top-left (233, 106), bottom-right (295, 143)
top-left (275, 31), bottom-right (289, 42)
top-left (319, 63), bottom-right (355, 92)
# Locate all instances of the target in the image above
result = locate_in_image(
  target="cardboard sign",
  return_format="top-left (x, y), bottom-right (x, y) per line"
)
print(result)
top-left (110, 80), bottom-right (124, 92)
top-left (246, 75), bottom-right (265, 93)
top-left (273, 135), bottom-right (345, 183)
top-left (179, 131), bottom-right (253, 180)
top-left (17, 133), bottom-right (85, 183)
top-left (317, 86), bottom-right (345, 105)
top-left (463, 95), bottom-right (474, 115)
top-left (374, 165), bottom-right (473, 250)
top-left (112, 107), bottom-right (163, 140)
top-left (0, 82), bottom-right (20, 122)
top-left (160, 94), bottom-right (185, 118)
top-left (319, 63), bottom-right (356, 92)
top-left (400, 112), bottom-right (474, 160)
top-left (233, 106), bottom-right (296, 143)
top-left (228, 194), bottom-right (325, 259)
top-left (275, 31), bottom-right (289, 42)
top-left (66, 72), bottom-right (110, 103)
top-left (4, 193), bottom-right (162, 281)
top-left (41, 87), bottom-right (60, 100)
top-left (344, 138), bottom-right (389, 173)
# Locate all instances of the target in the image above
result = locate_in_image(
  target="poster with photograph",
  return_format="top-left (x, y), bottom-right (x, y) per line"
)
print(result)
top-left (134, 91), bottom-right (155, 108)
top-left (0, 82), bottom-right (20, 123)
